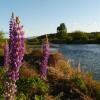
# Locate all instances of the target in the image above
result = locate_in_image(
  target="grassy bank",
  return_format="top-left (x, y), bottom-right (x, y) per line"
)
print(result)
top-left (0, 45), bottom-right (100, 100)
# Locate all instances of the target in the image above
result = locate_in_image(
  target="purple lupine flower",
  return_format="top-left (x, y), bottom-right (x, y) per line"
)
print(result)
top-left (40, 38), bottom-right (50, 79)
top-left (4, 13), bottom-right (24, 100)
top-left (4, 40), bottom-right (9, 70)
top-left (7, 15), bottom-right (24, 81)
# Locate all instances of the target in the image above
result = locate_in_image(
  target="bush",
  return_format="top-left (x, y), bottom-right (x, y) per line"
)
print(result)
top-left (71, 73), bottom-right (87, 92)
top-left (71, 31), bottom-right (89, 41)
top-left (32, 77), bottom-right (48, 94)
top-left (16, 76), bottom-right (48, 99)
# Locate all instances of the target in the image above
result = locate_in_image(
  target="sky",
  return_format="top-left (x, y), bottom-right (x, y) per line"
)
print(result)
top-left (0, 0), bottom-right (100, 37)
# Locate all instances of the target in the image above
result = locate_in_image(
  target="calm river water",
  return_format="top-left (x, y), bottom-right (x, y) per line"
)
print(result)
top-left (51, 44), bottom-right (100, 80)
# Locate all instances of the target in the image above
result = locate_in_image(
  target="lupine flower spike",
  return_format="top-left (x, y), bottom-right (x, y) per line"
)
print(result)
top-left (4, 13), bottom-right (24, 100)
top-left (40, 34), bottom-right (50, 79)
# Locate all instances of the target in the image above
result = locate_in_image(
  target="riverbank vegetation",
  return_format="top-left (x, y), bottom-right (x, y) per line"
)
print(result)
top-left (27, 23), bottom-right (100, 45)
top-left (0, 47), bottom-right (100, 100)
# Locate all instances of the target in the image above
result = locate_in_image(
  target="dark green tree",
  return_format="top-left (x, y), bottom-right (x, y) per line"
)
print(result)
top-left (57, 23), bottom-right (67, 33)
top-left (57, 23), bottom-right (67, 39)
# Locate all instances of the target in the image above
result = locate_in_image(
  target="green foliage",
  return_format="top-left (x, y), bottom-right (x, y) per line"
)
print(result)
top-left (16, 77), bottom-right (33, 95)
top-left (71, 31), bottom-right (88, 41)
top-left (16, 76), bottom-right (48, 97)
top-left (0, 96), bottom-right (4, 100)
top-left (16, 92), bottom-right (26, 100)
top-left (72, 74), bottom-right (86, 91)
top-left (26, 31), bottom-right (100, 44)
top-left (66, 35), bottom-right (73, 42)
top-left (32, 77), bottom-right (48, 93)
top-left (0, 67), bottom-right (5, 76)
top-left (0, 67), bottom-right (5, 81)
top-left (34, 95), bottom-right (44, 100)
top-left (57, 23), bottom-right (67, 33)
top-left (95, 33), bottom-right (100, 40)
top-left (57, 23), bottom-right (67, 39)
top-left (86, 71), bottom-right (93, 78)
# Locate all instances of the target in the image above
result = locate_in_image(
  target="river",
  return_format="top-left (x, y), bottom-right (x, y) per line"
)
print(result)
top-left (51, 44), bottom-right (100, 80)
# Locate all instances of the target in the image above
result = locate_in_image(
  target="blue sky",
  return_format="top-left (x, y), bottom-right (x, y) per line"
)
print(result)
top-left (0, 0), bottom-right (100, 37)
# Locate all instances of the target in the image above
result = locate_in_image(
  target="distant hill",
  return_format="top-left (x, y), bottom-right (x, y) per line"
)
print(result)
top-left (26, 32), bottom-right (100, 44)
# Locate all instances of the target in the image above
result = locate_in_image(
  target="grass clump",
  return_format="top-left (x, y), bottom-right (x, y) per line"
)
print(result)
top-left (71, 73), bottom-right (87, 92)
top-left (16, 76), bottom-right (48, 99)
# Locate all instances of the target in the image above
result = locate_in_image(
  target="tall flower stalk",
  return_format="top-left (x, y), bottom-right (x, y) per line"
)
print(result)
top-left (4, 13), bottom-right (24, 100)
top-left (40, 34), bottom-right (50, 79)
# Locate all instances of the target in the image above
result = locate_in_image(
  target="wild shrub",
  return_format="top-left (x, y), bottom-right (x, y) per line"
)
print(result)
top-left (71, 73), bottom-right (87, 93)
top-left (16, 76), bottom-right (48, 99)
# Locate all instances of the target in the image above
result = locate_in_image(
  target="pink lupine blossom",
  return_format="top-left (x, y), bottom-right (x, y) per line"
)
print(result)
top-left (4, 13), bottom-right (24, 100)
top-left (40, 36), bottom-right (50, 79)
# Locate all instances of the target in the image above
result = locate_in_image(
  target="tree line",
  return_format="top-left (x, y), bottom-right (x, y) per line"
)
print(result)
top-left (35, 23), bottom-right (100, 44)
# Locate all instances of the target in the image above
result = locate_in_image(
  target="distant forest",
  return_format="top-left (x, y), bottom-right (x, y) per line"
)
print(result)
top-left (27, 23), bottom-right (100, 44)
